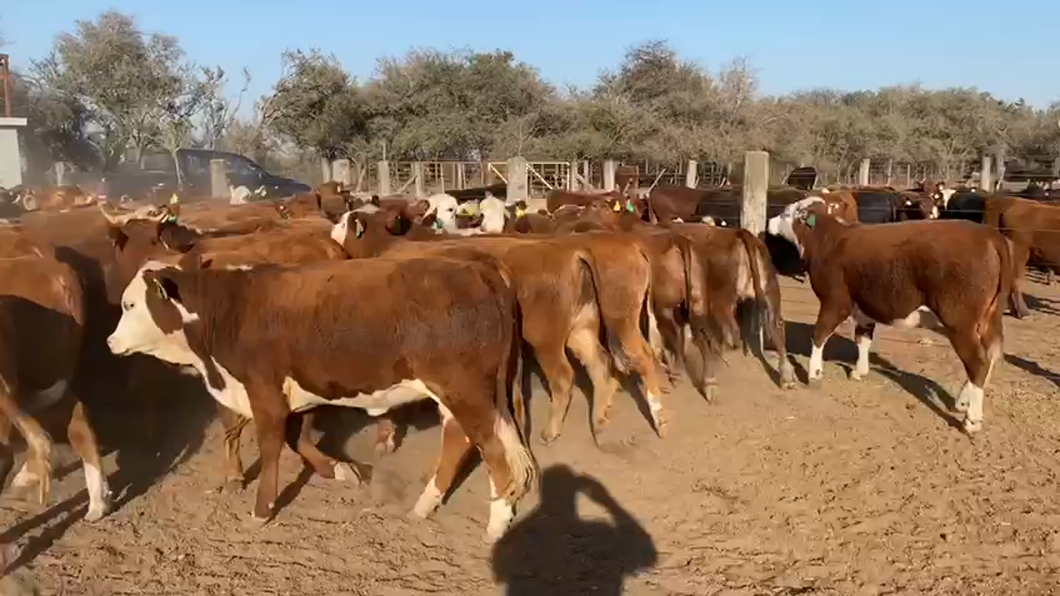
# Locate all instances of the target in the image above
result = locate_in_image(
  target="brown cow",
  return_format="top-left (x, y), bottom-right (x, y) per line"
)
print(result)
top-left (546, 189), bottom-right (625, 214)
top-left (994, 198), bottom-right (1060, 316)
top-left (333, 211), bottom-right (663, 443)
top-left (767, 197), bottom-right (1011, 433)
top-left (668, 224), bottom-right (796, 396)
top-left (0, 230), bottom-right (111, 521)
top-left (106, 252), bottom-right (537, 541)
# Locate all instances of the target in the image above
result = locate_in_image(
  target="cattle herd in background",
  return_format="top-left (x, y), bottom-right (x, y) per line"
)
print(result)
top-left (0, 170), bottom-right (1053, 568)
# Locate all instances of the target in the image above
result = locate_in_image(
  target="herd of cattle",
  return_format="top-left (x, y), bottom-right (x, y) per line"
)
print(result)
top-left (0, 174), bottom-right (1053, 563)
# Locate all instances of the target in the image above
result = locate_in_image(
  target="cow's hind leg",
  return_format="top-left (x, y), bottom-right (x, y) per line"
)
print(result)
top-left (533, 344), bottom-right (576, 445)
top-left (453, 400), bottom-right (535, 543)
top-left (375, 414), bottom-right (397, 455)
top-left (284, 410), bottom-right (360, 484)
top-left (565, 318), bottom-right (620, 446)
top-left (946, 326), bottom-right (993, 433)
top-left (411, 404), bottom-right (474, 520)
top-left (850, 323), bottom-right (876, 381)
top-left (67, 400), bottom-right (112, 521)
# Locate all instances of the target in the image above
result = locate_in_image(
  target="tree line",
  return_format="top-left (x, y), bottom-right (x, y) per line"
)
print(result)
top-left (3, 10), bottom-right (1060, 186)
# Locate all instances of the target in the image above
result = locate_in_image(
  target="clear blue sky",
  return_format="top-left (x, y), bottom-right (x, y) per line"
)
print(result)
top-left (5, 0), bottom-right (1058, 111)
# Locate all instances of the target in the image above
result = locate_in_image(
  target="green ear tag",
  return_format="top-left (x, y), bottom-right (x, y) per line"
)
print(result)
top-left (805, 214), bottom-right (816, 228)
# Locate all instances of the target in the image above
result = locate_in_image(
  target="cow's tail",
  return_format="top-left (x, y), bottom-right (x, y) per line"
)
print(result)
top-left (576, 249), bottom-right (634, 374)
top-left (980, 233), bottom-right (1012, 364)
top-left (488, 257), bottom-right (538, 502)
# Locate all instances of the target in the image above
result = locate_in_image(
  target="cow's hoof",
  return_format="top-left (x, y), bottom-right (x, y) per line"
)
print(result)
top-left (243, 513), bottom-right (271, 530)
top-left (850, 370), bottom-right (867, 382)
top-left (591, 421), bottom-right (612, 447)
top-left (654, 417), bottom-right (668, 439)
top-left (213, 479), bottom-right (244, 495)
top-left (539, 428), bottom-right (560, 446)
top-left (963, 418), bottom-right (983, 435)
top-left (333, 462), bottom-right (361, 486)
top-left (373, 438), bottom-right (396, 456)
top-left (84, 505), bottom-right (108, 523)
top-left (703, 384), bottom-right (719, 403)
top-left (807, 377), bottom-right (823, 389)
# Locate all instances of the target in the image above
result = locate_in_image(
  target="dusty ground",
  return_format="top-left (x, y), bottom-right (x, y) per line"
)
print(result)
top-left (2, 274), bottom-right (1060, 596)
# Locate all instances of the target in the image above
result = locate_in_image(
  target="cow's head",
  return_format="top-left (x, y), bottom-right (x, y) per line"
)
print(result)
top-left (766, 196), bottom-right (828, 256)
top-left (424, 194), bottom-right (460, 229)
top-left (898, 192), bottom-right (938, 220)
top-left (107, 261), bottom-right (201, 363)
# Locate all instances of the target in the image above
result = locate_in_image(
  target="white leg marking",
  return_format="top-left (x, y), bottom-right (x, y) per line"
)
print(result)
top-left (333, 461), bottom-right (356, 483)
top-left (83, 462), bottom-right (112, 522)
top-left (412, 475), bottom-right (443, 519)
top-left (10, 462), bottom-right (37, 489)
top-left (851, 333), bottom-right (873, 380)
top-left (808, 343), bottom-right (826, 381)
top-left (486, 478), bottom-right (515, 543)
top-left (959, 381), bottom-right (985, 433)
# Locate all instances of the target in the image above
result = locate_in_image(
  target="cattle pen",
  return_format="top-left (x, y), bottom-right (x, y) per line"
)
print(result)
top-left (2, 150), bottom-right (1060, 596)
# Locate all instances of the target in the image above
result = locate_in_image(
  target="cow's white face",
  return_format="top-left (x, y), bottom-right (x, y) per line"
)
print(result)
top-left (767, 196), bottom-right (824, 256)
top-left (427, 194), bottom-right (460, 227)
top-left (330, 211), bottom-right (366, 247)
top-left (107, 262), bottom-right (198, 365)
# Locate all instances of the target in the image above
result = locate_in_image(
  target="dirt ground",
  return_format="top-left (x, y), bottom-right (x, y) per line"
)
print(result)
top-left (3, 274), bottom-right (1060, 596)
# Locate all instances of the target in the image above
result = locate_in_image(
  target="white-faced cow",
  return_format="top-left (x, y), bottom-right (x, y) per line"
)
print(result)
top-left (106, 253), bottom-right (536, 541)
top-left (767, 196), bottom-right (1013, 433)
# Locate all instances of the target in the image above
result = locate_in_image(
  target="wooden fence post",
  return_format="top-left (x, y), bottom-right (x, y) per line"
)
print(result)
top-left (507, 156), bottom-right (528, 202)
top-left (413, 162), bottom-right (426, 198)
top-left (740, 151), bottom-right (769, 236)
top-left (210, 159), bottom-right (228, 198)
top-left (377, 160), bottom-right (391, 196)
top-left (980, 154), bottom-right (993, 193)
top-left (685, 160), bottom-right (698, 188)
top-left (332, 159), bottom-right (351, 186)
top-left (603, 160), bottom-right (617, 191)
top-left (858, 158), bottom-right (870, 186)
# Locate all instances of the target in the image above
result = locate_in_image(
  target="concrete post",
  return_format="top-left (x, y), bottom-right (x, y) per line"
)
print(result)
top-left (0, 117), bottom-right (27, 189)
top-left (980, 154), bottom-right (993, 193)
top-left (858, 158), bottom-right (870, 186)
top-left (507, 156), bottom-right (529, 202)
top-left (603, 159), bottom-right (617, 191)
top-left (377, 160), bottom-right (391, 196)
top-left (581, 161), bottom-right (590, 190)
top-left (685, 160), bottom-right (698, 188)
top-left (54, 162), bottom-right (67, 187)
top-left (320, 158), bottom-right (332, 183)
top-left (740, 151), bottom-right (769, 236)
top-left (332, 159), bottom-right (351, 186)
top-left (210, 159), bottom-right (228, 199)
top-left (412, 162), bottom-right (426, 198)
top-left (567, 162), bottom-right (576, 190)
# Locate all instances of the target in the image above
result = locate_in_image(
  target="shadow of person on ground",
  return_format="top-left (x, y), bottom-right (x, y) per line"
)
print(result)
top-left (1004, 353), bottom-right (1060, 390)
top-left (491, 464), bottom-right (656, 596)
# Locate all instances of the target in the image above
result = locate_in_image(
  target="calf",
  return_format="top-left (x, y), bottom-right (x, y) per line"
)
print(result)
top-left (767, 197), bottom-right (1011, 433)
top-left (107, 253), bottom-right (536, 541)
top-left (996, 198), bottom-right (1060, 315)
top-left (0, 235), bottom-right (111, 521)
top-left (333, 211), bottom-right (663, 443)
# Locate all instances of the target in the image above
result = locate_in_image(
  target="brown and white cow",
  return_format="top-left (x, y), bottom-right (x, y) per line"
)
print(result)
top-left (333, 211), bottom-right (665, 443)
top-left (106, 253), bottom-right (536, 540)
top-left (767, 196), bottom-right (1012, 433)
top-left (0, 232), bottom-right (111, 521)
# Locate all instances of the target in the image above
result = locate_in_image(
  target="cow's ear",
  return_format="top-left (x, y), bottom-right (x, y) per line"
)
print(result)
top-left (108, 226), bottom-right (129, 251)
top-left (144, 270), bottom-right (181, 303)
top-left (177, 244), bottom-right (203, 270)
